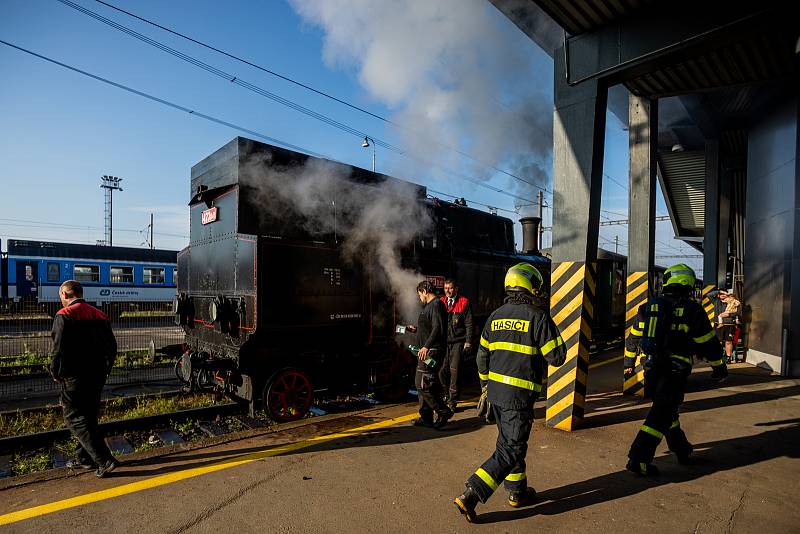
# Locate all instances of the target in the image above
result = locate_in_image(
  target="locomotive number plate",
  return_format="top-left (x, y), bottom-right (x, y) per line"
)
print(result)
top-left (425, 275), bottom-right (445, 288)
top-left (201, 207), bottom-right (218, 225)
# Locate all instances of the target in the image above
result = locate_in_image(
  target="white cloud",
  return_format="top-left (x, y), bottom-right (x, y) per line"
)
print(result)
top-left (289, 0), bottom-right (552, 202)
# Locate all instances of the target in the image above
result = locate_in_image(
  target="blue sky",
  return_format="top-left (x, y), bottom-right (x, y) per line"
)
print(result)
top-left (0, 0), bottom-right (700, 273)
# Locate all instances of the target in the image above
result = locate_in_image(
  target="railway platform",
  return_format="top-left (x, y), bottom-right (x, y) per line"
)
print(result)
top-left (0, 353), bottom-right (797, 533)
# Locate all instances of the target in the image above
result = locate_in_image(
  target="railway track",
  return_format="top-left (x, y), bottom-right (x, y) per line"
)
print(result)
top-left (0, 393), bottom-right (390, 478)
top-left (0, 402), bottom-right (241, 454)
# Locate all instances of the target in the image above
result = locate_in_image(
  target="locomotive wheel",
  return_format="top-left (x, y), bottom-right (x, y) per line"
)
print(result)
top-left (262, 368), bottom-right (313, 423)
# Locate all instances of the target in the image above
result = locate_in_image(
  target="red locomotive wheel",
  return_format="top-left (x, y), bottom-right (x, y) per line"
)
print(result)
top-left (263, 368), bottom-right (313, 422)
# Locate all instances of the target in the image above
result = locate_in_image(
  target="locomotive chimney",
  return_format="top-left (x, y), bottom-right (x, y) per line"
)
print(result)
top-left (520, 216), bottom-right (541, 256)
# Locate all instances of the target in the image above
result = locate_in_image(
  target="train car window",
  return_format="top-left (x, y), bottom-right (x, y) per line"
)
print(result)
top-left (46, 262), bottom-right (60, 282)
top-left (74, 264), bottom-right (99, 283)
top-left (110, 266), bottom-right (134, 284)
top-left (143, 267), bottom-right (165, 284)
top-left (173, 267), bottom-right (178, 285)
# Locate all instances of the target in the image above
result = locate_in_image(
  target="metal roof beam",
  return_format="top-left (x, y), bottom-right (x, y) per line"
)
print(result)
top-left (489, 0), bottom-right (564, 56)
top-left (563, 2), bottom-right (781, 87)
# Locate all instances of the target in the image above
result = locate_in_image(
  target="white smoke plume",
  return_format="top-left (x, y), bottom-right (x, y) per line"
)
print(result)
top-left (289, 0), bottom-right (552, 203)
top-left (240, 152), bottom-right (431, 323)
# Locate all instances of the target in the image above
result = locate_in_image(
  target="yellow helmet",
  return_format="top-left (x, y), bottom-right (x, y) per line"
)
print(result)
top-left (663, 263), bottom-right (696, 288)
top-left (504, 263), bottom-right (543, 295)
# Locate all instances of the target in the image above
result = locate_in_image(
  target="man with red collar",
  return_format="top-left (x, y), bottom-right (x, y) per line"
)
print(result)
top-left (439, 279), bottom-right (474, 412)
top-left (51, 280), bottom-right (119, 478)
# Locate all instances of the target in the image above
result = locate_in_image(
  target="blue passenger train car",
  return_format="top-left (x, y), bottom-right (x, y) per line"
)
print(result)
top-left (3, 240), bottom-right (177, 311)
top-left (0, 239), bottom-right (7, 301)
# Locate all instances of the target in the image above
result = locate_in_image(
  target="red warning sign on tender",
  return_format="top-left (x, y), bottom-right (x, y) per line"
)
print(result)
top-left (201, 207), bottom-right (218, 225)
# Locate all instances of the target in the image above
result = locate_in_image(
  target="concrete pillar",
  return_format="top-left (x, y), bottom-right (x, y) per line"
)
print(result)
top-left (623, 95), bottom-right (657, 396)
top-left (545, 46), bottom-right (606, 432)
top-left (703, 140), bottom-right (722, 287)
top-left (717, 168), bottom-right (732, 287)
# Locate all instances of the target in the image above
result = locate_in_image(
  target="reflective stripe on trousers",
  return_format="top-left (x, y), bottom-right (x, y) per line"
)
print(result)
top-left (467, 404), bottom-right (532, 502)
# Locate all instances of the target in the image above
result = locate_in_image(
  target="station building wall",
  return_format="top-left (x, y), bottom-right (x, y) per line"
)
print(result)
top-left (744, 97), bottom-right (800, 375)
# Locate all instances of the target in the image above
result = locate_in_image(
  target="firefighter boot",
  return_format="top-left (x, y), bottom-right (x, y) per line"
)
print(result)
top-left (454, 485), bottom-right (480, 523)
top-left (433, 407), bottom-right (455, 430)
top-left (507, 487), bottom-right (536, 508)
top-left (412, 418), bottom-right (433, 428)
top-left (666, 425), bottom-right (693, 465)
top-left (672, 443), bottom-right (694, 465)
top-left (626, 459), bottom-right (660, 476)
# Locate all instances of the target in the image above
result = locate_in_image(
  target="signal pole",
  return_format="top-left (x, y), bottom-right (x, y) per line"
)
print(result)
top-left (100, 175), bottom-right (123, 246)
top-left (536, 190), bottom-right (544, 250)
top-left (149, 213), bottom-right (154, 249)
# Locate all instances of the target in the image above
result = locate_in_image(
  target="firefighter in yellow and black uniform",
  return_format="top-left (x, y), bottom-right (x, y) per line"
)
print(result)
top-left (624, 263), bottom-right (727, 476)
top-left (453, 263), bottom-right (566, 523)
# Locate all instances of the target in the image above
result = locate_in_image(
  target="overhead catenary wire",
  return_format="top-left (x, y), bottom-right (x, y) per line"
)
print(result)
top-left (88, 0), bottom-right (551, 196)
top-left (603, 172), bottom-right (628, 191)
top-left (54, 0), bottom-right (548, 201)
top-left (0, 40), bottom-right (515, 223)
top-left (0, 40), bottom-right (329, 159)
top-left (0, 218), bottom-right (188, 238)
top-left (1, 39), bottom-right (538, 207)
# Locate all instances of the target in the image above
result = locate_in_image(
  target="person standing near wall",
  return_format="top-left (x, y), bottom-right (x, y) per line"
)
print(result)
top-left (717, 291), bottom-right (741, 363)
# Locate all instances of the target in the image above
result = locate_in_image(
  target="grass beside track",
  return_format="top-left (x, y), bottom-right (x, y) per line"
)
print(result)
top-left (0, 393), bottom-right (393, 478)
top-left (2, 392), bottom-right (226, 477)
top-left (0, 392), bottom-right (221, 438)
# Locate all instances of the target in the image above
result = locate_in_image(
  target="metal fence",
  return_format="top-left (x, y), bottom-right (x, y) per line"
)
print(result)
top-left (0, 301), bottom-right (184, 403)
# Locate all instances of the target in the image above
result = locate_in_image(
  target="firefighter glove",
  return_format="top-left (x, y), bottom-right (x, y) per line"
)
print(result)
top-left (476, 386), bottom-right (494, 424)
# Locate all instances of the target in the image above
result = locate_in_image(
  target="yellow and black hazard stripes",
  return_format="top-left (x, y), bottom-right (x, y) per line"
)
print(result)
top-left (545, 261), bottom-right (596, 431)
top-left (700, 285), bottom-right (716, 323)
top-left (623, 271), bottom-right (649, 396)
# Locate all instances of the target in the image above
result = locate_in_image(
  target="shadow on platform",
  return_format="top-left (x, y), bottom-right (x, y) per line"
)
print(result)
top-left (110, 410), bottom-right (485, 479)
top-left (479, 418), bottom-right (800, 524)
top-left (577, 367), bottom-right (798, 428)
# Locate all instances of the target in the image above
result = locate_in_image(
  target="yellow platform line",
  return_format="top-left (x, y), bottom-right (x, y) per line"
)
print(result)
top-left (0, 411), bottom-right (420, 527)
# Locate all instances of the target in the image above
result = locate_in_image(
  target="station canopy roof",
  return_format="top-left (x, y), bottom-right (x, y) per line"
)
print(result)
top-left (491, 0), bottom-right (800, 245)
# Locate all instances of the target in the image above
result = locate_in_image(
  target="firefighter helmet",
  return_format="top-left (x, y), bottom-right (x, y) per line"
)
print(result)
top-left (504, 263), bottom-right (543, 295)
top-left (663, 263), bottom-right (696, 288)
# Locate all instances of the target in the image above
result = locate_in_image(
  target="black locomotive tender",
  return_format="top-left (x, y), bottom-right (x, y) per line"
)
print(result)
top-left (174, 137), bottom-right (639, 421)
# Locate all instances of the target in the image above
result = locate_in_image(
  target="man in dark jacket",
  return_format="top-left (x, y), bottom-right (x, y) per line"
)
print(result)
top-left (51, 280), bottom-right (119, 477)
top-left (454, 263), bottom-right (566, 523)
top-left (409, 280), bottom-right (452, 429)
top-left (623, 264), bottom-right (727, 476)
top-left (439, 279), bottom-right (474, 411)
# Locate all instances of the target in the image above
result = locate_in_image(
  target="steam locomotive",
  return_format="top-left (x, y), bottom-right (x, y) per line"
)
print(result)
top-left (174, 137), bottom-right (648, 421)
